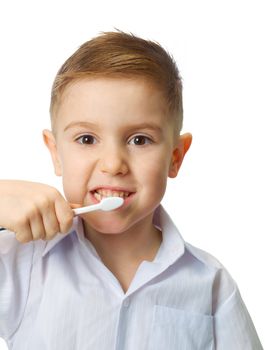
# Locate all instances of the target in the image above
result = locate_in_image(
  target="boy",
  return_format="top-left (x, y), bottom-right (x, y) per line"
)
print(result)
top-left (0, 30), bottom-right (263, 349)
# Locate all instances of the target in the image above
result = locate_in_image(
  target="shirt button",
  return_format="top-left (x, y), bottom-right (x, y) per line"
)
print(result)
top-left (123, 298), bottom-right (130, 307)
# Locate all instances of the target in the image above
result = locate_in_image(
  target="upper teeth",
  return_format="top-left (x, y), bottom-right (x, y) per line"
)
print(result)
top-left (95, 189), bottom-right (130, 198)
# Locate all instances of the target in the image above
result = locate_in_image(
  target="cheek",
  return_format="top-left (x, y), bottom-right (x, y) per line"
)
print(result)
top-left (137, 153), bottom-right (170, 193)
top-left (60, 146), bottom-right (94, 176)
top-left (60, 151), bottom-right (93, 202)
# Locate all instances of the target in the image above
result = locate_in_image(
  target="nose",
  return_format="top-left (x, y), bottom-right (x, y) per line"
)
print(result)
top-left (99, 143), bottom-right (129, 176)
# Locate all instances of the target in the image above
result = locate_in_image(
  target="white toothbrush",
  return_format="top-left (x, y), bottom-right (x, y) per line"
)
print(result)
top-left (72, 197), bottom-right (124, 216)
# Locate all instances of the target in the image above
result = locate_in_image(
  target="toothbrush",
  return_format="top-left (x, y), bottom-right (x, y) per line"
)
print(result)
top-left (72, 196), bottom-right (124, 216)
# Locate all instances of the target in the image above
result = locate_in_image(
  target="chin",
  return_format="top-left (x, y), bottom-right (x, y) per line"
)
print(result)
top-left (83, 216), bottom-right (132, 235)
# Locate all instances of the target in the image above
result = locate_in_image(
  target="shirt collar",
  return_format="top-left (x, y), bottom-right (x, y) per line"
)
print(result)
top-left (42, 204), bottom-right (185, 264)
top-left (152, 205), bottom-right (185, 266)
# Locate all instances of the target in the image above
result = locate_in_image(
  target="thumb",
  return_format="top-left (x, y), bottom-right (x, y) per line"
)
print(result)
top-left (69, 203), bottom-right (83, 209)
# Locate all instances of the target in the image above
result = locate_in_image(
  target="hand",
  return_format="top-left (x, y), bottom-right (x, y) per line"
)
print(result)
top-left (0, 180), bottom-right (80, 243)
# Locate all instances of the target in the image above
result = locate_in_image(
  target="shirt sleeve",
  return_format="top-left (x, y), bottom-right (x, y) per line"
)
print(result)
top-left (213, 268), bottom-right (263, 349)
top-left (0, 230), bottom-right (34, 339)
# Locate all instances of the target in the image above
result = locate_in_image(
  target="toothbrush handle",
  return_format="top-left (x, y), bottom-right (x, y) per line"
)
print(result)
top-left (73, 204), bottom-right (101, 216)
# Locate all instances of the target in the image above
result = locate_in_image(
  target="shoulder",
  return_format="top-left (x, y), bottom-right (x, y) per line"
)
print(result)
top-left (184, 241), bottom-right (236, 282)
top-left (184, 241), bottom-right (225, 271)
top-left (183, 242), bottom-right (240, 313)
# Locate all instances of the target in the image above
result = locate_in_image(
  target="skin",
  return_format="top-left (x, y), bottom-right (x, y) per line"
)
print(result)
top-left (43, 77), bottom-right (192, 291)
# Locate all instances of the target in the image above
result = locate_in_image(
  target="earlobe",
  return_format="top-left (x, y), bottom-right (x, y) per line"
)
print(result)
top-left (42, 129), bottom-right (62, 176)
top-left (168, 133), bottom-right (192, 178)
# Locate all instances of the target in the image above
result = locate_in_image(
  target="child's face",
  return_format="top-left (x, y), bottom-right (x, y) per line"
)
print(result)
top-left (43, 78), bottom-right (191, 234)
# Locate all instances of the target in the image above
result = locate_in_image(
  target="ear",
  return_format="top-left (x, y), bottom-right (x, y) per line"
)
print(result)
top-left (168, 133), bottom-right (192, 178)
top-left (42, 129), bottom-right (62, 176)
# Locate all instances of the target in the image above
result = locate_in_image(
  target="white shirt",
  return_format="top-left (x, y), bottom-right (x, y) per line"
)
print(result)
top-left (0, 205), bottom-right (263, 350)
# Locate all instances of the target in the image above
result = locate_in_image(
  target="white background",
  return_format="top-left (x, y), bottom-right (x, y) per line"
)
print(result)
top-left (0, 0), bottom-right (264, 348)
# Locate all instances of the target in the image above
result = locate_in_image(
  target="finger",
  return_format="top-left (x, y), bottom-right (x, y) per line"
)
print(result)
top-left (15, 221), bottom-right (33, 243)
top-left (55, 197), bottom-right (75, 234)
top-left (41, 203), bottom-right (61, 240)
top-left (69, 203), bottom-right (82, 209)
top-left (29, 212), bottom-right (46, 241)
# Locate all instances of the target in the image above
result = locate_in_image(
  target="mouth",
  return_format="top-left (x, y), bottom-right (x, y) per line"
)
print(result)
top-left (90, 187), bottom-right (135, 205)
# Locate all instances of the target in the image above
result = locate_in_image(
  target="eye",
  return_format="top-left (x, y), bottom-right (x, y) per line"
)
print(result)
top-left (75, 134), bottom-right (96, 145)
top-left (128, 135), bottom-right (153, 146)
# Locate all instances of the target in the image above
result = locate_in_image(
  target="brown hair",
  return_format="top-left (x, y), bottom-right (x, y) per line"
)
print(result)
top-left (50, 30), bottom-right (183, 134)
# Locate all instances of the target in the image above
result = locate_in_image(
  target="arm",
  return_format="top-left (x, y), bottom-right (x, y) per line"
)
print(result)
top-left (0, 179), bottom-right (78, 338)
top-left (213, 269), bottom-right (263, 349)
top-left (0, 231), bottom-right (34, 339)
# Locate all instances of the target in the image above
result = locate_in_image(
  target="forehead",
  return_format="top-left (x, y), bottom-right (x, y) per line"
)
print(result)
top-left (53, 78), bottom-right (171, 137)
top-left (61, 78), bottom-right (165, 109)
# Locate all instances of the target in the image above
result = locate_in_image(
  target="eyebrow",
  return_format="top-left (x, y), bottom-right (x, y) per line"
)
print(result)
top-left (63, 121), bottom-right (163, 134)
top-left (64, 121), bottom-right (99, 132)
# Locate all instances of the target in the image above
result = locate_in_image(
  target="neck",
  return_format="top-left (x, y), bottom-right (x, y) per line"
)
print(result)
top-left (82, 213), bottom-right (162, 266)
